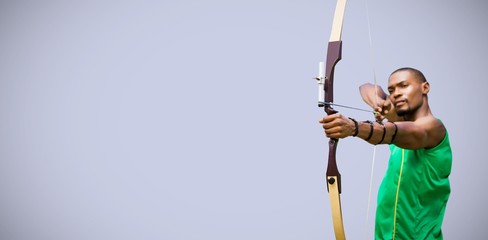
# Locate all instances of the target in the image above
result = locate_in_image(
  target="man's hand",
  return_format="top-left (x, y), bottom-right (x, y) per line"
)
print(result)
top-left (374, 98), bottom-right (400, 122)
top-left (359, 83), bottom-right (401, 122)
top-left (374, 98), bottom-right (391, 122)
top-left (319, 114), bottom-right (356, 139)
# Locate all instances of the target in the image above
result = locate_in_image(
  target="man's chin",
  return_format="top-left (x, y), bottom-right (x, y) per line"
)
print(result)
top-left (396, 109), bottom-right (409, 117)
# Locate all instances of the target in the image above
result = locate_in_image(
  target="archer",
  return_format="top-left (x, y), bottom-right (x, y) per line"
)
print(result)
top-left (319, 67), bottom-right (452, 239)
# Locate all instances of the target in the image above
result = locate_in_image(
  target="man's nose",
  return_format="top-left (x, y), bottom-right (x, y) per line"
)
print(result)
top-left (391, 88), bottom-right (401, 98)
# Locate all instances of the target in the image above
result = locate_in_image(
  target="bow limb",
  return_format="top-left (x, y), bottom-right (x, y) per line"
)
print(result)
top-left (326, 139), bottom-right (345, 240)
top-left (323, 0), bottom-right (347, 239)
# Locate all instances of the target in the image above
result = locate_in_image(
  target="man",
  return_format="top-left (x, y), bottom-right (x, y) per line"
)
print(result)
top-left (319, 67), bottom-right (452, 239)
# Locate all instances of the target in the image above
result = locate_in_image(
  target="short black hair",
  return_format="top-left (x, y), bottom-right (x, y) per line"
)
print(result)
top-left (390, 67), bottom-right (427, 83)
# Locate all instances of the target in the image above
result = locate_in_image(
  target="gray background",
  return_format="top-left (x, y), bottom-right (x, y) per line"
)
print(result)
top-left (0, 0), bottom-right (486, 239)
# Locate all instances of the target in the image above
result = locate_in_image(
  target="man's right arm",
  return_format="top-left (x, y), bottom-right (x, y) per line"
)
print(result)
top-left (359, 83), bottom-right (387, 108)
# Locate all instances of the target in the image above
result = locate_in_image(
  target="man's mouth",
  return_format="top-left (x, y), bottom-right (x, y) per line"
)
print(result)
top-left (395, 99), bottom-right (406, 107)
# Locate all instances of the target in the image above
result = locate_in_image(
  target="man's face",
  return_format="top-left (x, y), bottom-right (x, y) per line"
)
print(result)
top-left (387, 70), bottom-right (427, 117)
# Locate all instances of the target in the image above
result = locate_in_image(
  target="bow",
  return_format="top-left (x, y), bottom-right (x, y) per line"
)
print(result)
top-left (317, 0), bottom-right (347, 239)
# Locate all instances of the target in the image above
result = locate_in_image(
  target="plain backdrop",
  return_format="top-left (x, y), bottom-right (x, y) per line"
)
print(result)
top-left (0, 0), bottom-right (487, 239)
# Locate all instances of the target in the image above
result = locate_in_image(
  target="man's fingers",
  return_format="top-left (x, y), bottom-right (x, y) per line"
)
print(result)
top-left (320, 113), bottom-right (350, 139)
top-left (323, 125), bottom-right (346, 138)
top-left (319, 113), bottom-right (340, 123)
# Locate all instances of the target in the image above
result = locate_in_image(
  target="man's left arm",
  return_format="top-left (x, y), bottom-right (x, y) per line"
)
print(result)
top-left (320, 115), bottom-right (445, 149)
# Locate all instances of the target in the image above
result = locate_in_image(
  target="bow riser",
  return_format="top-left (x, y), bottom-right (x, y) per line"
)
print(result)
top-left (324, 40), bottom-right (342, 194)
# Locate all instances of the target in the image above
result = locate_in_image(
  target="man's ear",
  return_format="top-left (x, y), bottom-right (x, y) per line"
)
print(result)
top-left (422, 81), bottom-right (430, 95)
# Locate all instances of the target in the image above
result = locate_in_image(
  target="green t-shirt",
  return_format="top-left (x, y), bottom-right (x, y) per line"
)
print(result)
top-left (375, 130), bottom-right (452, 240)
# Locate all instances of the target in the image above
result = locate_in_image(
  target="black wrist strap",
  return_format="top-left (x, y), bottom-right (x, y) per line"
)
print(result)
top-left (364, 120), bottom-right (374, 141)
top-left (377, 122), bottom-right (386, 144)
top-left (349, 117), bottom-right (359, 137)
top-left (390, 122), bottom-right (398, 144)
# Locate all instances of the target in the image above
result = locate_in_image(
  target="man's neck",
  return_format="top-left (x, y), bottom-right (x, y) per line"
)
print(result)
top-left (405, 101), bottom-right (432, 121)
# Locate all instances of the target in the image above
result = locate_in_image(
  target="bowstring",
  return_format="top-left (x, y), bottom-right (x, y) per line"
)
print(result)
top-left (364, 0), bottom-right (379, 237)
